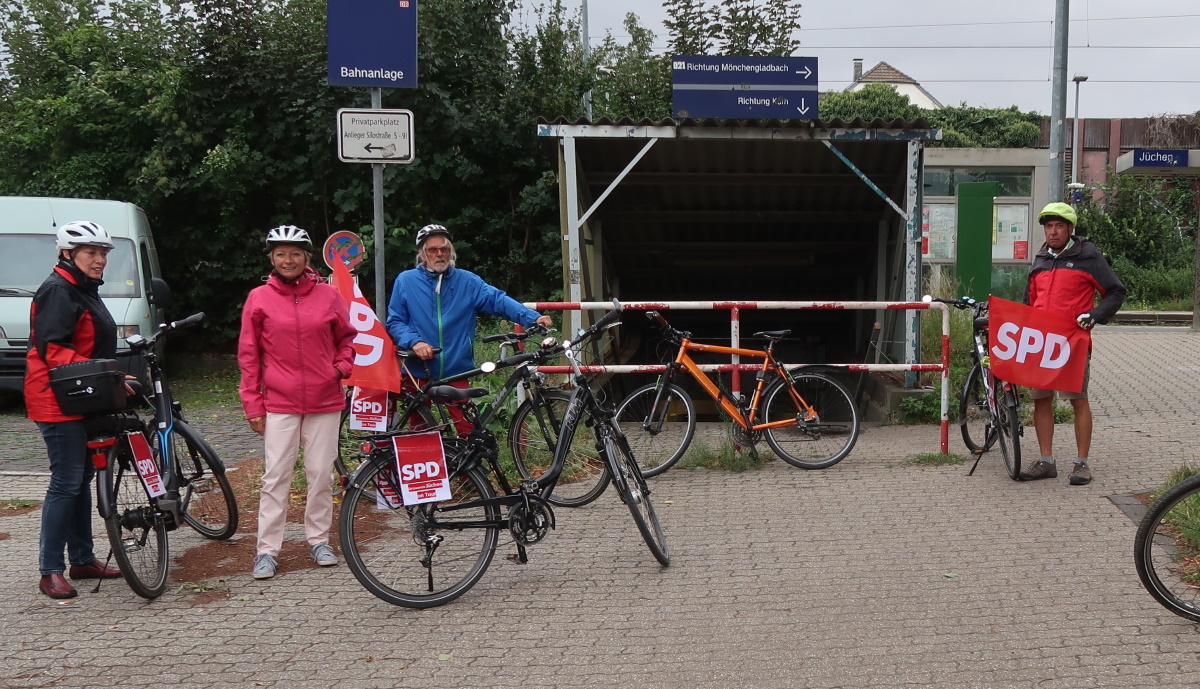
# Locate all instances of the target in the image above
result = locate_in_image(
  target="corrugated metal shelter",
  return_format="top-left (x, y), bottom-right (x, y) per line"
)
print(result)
top-left (538, 116), bottom-right (941, 373)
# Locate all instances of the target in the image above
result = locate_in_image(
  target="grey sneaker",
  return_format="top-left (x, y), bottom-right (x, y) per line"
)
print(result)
top-left (1020, 460), bottom-right (1058, 481)
top-left (311, 542), bottom-right (338, 567)
top-left (1069, 462), bottom-right (1092, 486)
top-left (252, 553), bottom-right (277, 580)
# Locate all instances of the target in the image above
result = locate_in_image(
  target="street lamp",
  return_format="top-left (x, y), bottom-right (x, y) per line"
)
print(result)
top-left (1071, 73), bottom-right (1088, 186)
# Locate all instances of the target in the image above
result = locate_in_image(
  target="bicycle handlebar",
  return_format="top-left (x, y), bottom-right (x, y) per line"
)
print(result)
top-left (922, 295), bottom-right (984, 311)
top-left (481, 323), bottom-right (552, 344)
top-left (170, 312), bottom-right (206, 330)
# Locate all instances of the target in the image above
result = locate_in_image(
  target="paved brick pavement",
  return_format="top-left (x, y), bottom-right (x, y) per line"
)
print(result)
top-left (3, 326), bottom-right (1200, 688)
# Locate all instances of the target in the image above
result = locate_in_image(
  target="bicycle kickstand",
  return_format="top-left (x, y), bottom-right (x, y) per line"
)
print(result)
top-left (966, 449), bottom-right (985, 476)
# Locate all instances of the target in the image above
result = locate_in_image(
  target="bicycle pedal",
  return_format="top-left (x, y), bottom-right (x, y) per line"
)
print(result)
top-left (505, 552), bottom-right (529, 564)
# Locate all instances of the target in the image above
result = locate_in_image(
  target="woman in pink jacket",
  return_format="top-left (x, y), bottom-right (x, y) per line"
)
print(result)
top-left (238, 225), bottom-right (355, 580)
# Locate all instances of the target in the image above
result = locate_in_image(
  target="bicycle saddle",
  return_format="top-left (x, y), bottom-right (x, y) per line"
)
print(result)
top-left (753, 330), bottom-right (791, 339)
top-left (427, 385), bottom-right (488, 403)
top-left (973, 316), bottom-right (989, 329)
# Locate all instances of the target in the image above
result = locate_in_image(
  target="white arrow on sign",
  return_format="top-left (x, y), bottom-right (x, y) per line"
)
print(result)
top-left (796, 99), bottom-right (810, 115)
top-left (794, 66), bottom-right (812, 79)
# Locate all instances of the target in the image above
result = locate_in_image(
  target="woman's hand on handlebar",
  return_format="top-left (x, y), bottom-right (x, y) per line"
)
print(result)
top-left (534, 314), bottom-right (554, 329)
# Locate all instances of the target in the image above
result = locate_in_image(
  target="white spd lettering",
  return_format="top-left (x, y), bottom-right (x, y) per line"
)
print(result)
top-left (991, 324), bottom-right (1071, 369)
top-left (136, 457), bottom-right (158, 477)
top-left (352, 399), bottom-right (383, 414)
top-left (352, 332), bottom-right (384, 366)
top-left (400, 461), bottom-right (442, 482)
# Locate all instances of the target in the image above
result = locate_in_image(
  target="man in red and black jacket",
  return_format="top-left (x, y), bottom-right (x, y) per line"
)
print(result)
top-left (1020, 202), bottom-right (1126, 486)
top-left (25, 220), bottom-right (124, 599)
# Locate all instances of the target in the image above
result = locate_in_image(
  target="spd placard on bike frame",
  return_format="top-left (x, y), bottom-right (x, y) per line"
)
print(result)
top-left (392, 430), bottom-right (451, 505)
top-left (374, 467), bottom-right (405, 509)
top-left (127, 431), bottom-right (167, 498)
top-left (350, 386), bottom-right (390, 432)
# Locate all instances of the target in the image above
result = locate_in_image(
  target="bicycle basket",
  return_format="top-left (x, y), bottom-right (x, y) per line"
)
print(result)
top-left (48, 359), bottom-right (127, 417)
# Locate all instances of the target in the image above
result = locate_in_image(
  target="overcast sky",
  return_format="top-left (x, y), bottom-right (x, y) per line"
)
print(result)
top-left (515, 1), bottom-right (1199, 119)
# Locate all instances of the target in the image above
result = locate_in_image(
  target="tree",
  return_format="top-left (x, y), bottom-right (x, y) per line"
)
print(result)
top-left (592, 14), bottom-right (672, 120)
top-left (816, 83), bottom-right (923, 123)
top-left (665, 0), bottom-right (802, 57)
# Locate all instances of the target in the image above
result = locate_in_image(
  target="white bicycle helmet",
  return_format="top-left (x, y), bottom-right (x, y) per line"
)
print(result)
top-left (415, 224), bottom-right (452, 247)
top-left (56, 221), bottom-right (115, 250)
top-left (265, 225), bottom-right (313, 252)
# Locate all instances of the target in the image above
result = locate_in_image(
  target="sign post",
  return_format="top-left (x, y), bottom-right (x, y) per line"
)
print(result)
top-left (328, 0), bottom-right (420, 313)
top-left (672, 55), bottom-right (819, 120)
top-left (1114, 149), bottom-right (1200, 329)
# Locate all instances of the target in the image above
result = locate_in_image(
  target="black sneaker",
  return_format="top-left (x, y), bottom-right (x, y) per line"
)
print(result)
top-left (1068, 462), bottom-right (1092, 486)
top-left (1019, 460), bottom-right (1058, 481)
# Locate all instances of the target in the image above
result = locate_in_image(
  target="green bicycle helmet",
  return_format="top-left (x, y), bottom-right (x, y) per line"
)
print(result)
top-left (1037, 202), bottom-right (1077, 227)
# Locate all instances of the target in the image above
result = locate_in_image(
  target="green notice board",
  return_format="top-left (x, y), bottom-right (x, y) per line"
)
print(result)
top-left (955, 181), bottom-right (999, 301)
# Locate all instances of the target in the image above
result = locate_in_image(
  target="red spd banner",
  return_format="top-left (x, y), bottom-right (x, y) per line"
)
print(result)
top-left (330, 258), bottom-right (402, 393)
top-left (988, 297), bottom-right (1091, 393)
top-left (127, 431), bottom-right (166, 498)
top-left (392, 431), bottom-right (451, 505)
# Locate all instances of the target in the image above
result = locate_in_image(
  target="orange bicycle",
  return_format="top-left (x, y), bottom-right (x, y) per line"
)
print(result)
top-left (614, 311), bottom-right (860, 475)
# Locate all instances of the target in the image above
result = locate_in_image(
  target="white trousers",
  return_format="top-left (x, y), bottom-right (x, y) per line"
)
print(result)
top-left (256, 411), bottom-right (341, 557)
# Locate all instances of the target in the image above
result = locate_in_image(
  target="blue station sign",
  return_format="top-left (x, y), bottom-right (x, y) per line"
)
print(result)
top-left (672, 55), bottom-right (819, 120)
top-left (328, 0), bottom-right (418, 88)
top-left (1130, 149), bottom-right (1189, 168)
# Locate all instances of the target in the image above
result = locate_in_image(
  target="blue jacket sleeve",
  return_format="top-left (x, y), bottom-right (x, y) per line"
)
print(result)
top-left (471, 274), bottom-right (540, 326)
top-left (385, 272), bottom-right (424, 349)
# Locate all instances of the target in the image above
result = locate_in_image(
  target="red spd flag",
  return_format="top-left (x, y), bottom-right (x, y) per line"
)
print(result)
top-left (988, 297), bottom-right (1091, 393)
top-left (330, 259), bottom-right (402, 393)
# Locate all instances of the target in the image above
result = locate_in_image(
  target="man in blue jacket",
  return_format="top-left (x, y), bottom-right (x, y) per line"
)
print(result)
top-left (386, 224), bottom-right (551, 429)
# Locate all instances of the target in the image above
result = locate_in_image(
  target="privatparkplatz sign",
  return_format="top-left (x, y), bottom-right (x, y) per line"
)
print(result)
top-left (672, 55), bottom-right (818, 120)
top-left (337, 108), bottom-right (414, 164)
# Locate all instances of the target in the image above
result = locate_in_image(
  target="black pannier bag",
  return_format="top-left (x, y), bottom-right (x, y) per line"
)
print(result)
top-left (48, 359), bottom-right (127, 417)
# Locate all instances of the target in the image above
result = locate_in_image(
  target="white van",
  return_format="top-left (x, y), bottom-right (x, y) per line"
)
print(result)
top-left (0, 196), bottom-right (168, 395)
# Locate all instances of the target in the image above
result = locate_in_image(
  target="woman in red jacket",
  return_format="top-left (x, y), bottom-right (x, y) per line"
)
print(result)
top-left (27, 221), bottom-right (125, 599)
top-left (238, 226), bottom-right (355, 580)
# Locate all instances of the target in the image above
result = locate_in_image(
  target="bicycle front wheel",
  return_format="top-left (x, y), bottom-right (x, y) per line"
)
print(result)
top-left (614, 383), bottom-right (696, 477)
top-left (510, 390), bottom-right (610, 508)
top-left (169, 421), bottom-right (237, 540)
top-left (1135, 474), bottom-right (1200, 622)
top-left (335, 398), bottom-right (437, 498)
top-left (339, 458), bottom-right (499, 608)
top-left (762, 372), bottom-right (860, 469)
top-left (603, 428), bottom-right (670, 566)
top-left (100, 441), bottom-right (169, 599)
top-left (960, 364), bottom-right (998, 454)
top-left (995, 386), bottom-right (1022, 480)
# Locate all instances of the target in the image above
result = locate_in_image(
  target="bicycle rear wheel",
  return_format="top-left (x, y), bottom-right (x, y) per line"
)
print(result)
top-left (100, 441), bottom-right (169, 599)
top-left (614, 382), bottom-right (696, 477)
top-left (960, 364), bottom-right (998, 454)
top-left (994, 386), bottom-right (1022, 480)
top-left (339, 457), bottom-right (499, 608)
top-left (603, 428), bottom-right (670, 566)
top-left (762, 372), bottom-right (860, 469)
top-left (1135, 474), bottom-right (1200, 622)
top-left (167, 421), bottom-right (237, 540)
top-left (335, 397), bottom-right (437, 498)
top-left (510, 390), bottom-right (609, 508)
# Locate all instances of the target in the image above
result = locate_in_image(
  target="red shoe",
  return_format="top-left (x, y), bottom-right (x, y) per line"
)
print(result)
top-left (39, 574), bottom-right (78, 599)
top-left (68, 560), bottom-right (121, 580)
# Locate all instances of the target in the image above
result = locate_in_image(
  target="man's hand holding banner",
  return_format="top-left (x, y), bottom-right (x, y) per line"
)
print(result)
top-left (988, 297), bottom-right (1091, 393)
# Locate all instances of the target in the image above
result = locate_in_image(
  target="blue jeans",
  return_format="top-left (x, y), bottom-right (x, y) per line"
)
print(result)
top-left (37, 420), bottom-right (98, 575)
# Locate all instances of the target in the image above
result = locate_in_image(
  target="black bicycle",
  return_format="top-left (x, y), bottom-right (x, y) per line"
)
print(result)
top-left (1134, 473), bottom-right (1200, 622)
top-left (337, 325), bottom-right (608, 508)
top-left (87, 313), bottom-right (237, 599)
top-left (925, 295), bottom-right (1022, 480)
top-left (338, 300), bottom-right (669, 608)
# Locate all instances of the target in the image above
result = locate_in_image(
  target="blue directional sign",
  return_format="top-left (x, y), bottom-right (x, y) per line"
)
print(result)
top-left (1131, 149), bottom-right (1189, 168)
top-left (672, 55), bottom-right (818, 120)
top-left (328, 0), bottom-right (418, 88)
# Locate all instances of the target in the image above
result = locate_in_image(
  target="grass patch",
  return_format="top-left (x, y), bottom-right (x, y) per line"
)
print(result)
top-left (906, 452), bottom-right (966, 467)
top-left (0, 499), bottom-right (40, 510)
top-left (168, 353), bottom-right (241, 409)
top-left (676, 439), bottom-right (765, 472)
